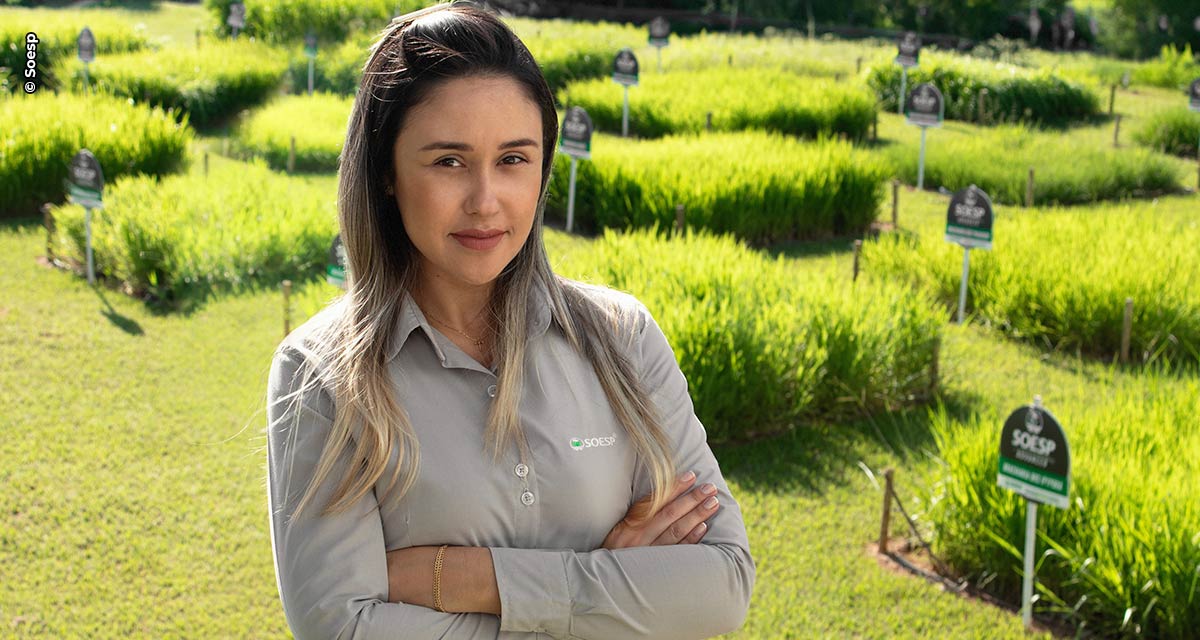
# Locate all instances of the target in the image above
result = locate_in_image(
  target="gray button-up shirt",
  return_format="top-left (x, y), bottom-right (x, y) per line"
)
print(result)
top-left (266, 278), bottom-right (756, 639)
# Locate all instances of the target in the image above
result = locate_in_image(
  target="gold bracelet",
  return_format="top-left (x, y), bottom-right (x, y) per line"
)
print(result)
top-left (433, 544), bottom-right (449, 613)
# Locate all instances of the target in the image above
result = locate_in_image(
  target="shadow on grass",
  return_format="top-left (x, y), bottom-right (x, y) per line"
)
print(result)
top-left (711, 388), bottom-right (984, 497)
top-left (95, 288), bottom-right (144, 336)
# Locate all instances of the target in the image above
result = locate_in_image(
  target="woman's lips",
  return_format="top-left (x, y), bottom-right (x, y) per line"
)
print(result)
top-left (451, 231), bottom-right (505, 250)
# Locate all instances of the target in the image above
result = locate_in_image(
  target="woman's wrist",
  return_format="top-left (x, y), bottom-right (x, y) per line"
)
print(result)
top-left (445, 546), bottom-right (502, 616)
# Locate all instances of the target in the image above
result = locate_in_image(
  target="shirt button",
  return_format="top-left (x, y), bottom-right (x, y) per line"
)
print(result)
top-left (520, 490), bottom-right (535, 506)
top-left (487, 384), bottom-right (497, 398)
top-left (514, 463), bottom-right (529, 478)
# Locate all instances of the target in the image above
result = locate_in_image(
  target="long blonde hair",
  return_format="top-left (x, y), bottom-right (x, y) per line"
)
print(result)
top-left (283, 2), bottom-right (678, 524)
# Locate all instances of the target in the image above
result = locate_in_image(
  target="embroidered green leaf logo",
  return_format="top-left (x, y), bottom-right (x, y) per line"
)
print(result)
top-left (570, 438), bottom-right (583, 450)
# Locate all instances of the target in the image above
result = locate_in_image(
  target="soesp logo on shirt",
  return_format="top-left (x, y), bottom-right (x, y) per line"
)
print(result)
top-left (569, 435), bottom-right (617, 451)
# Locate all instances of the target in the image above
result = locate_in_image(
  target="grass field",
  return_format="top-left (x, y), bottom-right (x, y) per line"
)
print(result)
top-left (0, 216), bottom-right (1052, 639)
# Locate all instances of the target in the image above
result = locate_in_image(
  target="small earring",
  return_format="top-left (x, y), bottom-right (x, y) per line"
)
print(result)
top-left (385, 185), bottom-right (394, 195)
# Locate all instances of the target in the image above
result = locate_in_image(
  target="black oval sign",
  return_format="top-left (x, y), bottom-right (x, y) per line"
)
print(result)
top-left (613, 48), bottom-right (639, 85)
top-left (227, 2), bottom-right (246, 29)
top-left (559, 106), bottom-right (593, 158)
top-left (945, 185), bottom-right (994, 249)
top-left (905, 82), bottom-right (943, 127)
top-left (68, 149), bottom-right (104, 192)
top-left (896, 31), bottom-right (921, 67)
top-left (649, 16), bottom-right (670, 45)
top-left (77, 27), bottom-right (96, 63)
top-left (998, 404), bottom-right (1071, 508)
top-left (327, 234), bottom-right (347, 289)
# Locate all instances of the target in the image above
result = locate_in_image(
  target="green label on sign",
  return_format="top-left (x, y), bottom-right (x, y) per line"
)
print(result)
top-left (65, 181), bottom-right (103, 209)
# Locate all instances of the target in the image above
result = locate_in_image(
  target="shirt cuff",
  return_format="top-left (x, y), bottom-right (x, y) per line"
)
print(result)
top-left (489, 547), bottom-right (572, 636)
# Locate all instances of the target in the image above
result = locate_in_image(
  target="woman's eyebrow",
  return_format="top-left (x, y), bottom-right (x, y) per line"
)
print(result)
top-left (417, 138), bottom-right (539, 152)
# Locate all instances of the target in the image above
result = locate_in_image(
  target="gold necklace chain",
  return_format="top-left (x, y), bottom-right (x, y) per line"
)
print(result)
top-left (422, 307), bottom-right (489, 349)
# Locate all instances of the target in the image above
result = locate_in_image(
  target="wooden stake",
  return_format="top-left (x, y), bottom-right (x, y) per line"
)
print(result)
top-left (1026, 167), bottom-right (1035, 208)
top-left (978, 88), bottom-right (988, 124)
top-left (872, 109), bottom-right (878, 142)
top-left (1108, 84), bottom-right (1116, 116)
top-left (1113, 115), bottom-right (1122, 148)
top-left (1120, 297), bottom-right (1133, 364)
top-left (203, 152), bottom-right (209, 178)
top-left (856, 57), bottom-right (863, 74)
top-left (705, 112), bottom-right (712, 132)
top-left (929, 338), bottom-right (940, 394)
top-left (674, 204), bottom-right (685, 236)
top-left (195, 28), bottom-right (201, 49)
top-left (878, 468), bottom-right (894, 554)
top-left (43, 204), bottom-right (54, 260)
top-left (852, 239), bottom-right (862, 282)
top-left (282, 280), bottom-right (293, 337)
top-left (891, 179), bottom-right (899, 228)
top-left (287, 136), bottom-right (296, 174)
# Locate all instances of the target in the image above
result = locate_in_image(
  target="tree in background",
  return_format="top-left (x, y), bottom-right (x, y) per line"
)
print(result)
top-left (1102, 0), bottom-right (1200, 58)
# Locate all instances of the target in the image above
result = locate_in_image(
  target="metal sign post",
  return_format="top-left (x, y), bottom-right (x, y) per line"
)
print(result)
top-left (905, 82), bottom-right (944, 190)
top-left (998, 396), bottom-right (1072, 630)
top-left (558, 107), bottom-right (594, 234)
top-left (65, 150), bottom-right (105, 285)
top-left (944, 185), bottom-right (994, 324)
top-left (1189, 79), bottom-right (1200, 157)
top-left (612, 48), bottom-right (639, 138)
top-left (895, 32), bottom-right (920, 115)
top-left (77, 27), bottom-right (95, 95)
top-left (305, 32), bottom-right (318, 95)
top-left (649, 17), bottom-right (670, 72)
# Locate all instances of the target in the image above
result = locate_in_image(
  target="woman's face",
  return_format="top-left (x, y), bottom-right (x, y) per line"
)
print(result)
top-left (390, 74), bottom-right (544, 292)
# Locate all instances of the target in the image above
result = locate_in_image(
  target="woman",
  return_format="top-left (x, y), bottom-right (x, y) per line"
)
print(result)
top-left (266, 3), bottom-right (755, 638)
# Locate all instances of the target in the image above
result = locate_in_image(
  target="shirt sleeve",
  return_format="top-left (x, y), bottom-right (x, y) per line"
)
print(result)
top-left (488, 305), bottom-right (757, 640)
top-left (266, 345), bottom-right (530, 640)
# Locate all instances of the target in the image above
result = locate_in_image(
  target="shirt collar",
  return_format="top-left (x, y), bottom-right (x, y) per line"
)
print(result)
top-left (386, 276), bottom-right (553, 362)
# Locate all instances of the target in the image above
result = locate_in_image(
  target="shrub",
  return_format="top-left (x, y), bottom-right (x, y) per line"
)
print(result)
top-left (560, 68), bottom-right (877, 139)
top-left (509, 18), bottom-right (646, 92)
top-left (233, 93), bottom-right (350, 172)
top-left (291, 227), bottom-right (942, 441)
top-left (48, 158), bottom-right (336, 307)
top-left (927, 374), bottom-right (1200, 639)
top-left (0, 10), bottom-right (147, 93)
top-left (0, 92), bottom-right (191, 218)
top-left (546, 132), bottom-right (889, 243)
top-left (203, 0), bottom-right (430, 44)
top-left (863, 199), bottom-right (1200, 365)
top-left (1131, 44), bottom-right (1199, 91)
top-left (283, 33), bottom-right (369, 96)
top-left (882, 124), bottom-right (1182, 205)
top-left (281, 19), bottom-right (646, 97)
top-left (1133, 107), bottom-right (1200, 158)
top-left (552, 229), bottom-right (943, 441)
top-left (62, 40), bottom-right (287, 128)
top-left (866, 53), bottom-right (1101, 126)
top-left (650, 29), bottom-right (881, 77)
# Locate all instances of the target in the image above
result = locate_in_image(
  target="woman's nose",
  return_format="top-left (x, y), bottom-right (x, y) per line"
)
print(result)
top-left (466, 168), bottom-right (501, 216)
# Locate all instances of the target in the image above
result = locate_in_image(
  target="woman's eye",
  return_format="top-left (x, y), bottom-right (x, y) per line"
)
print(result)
top-left (435, 157), bottom-right (463, 167)
top-left (501, 155), bottom-right (528, 165)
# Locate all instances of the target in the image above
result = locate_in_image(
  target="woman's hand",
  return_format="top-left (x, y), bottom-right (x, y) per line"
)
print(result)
top-left (601, 470), bottom-right (719, 550)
